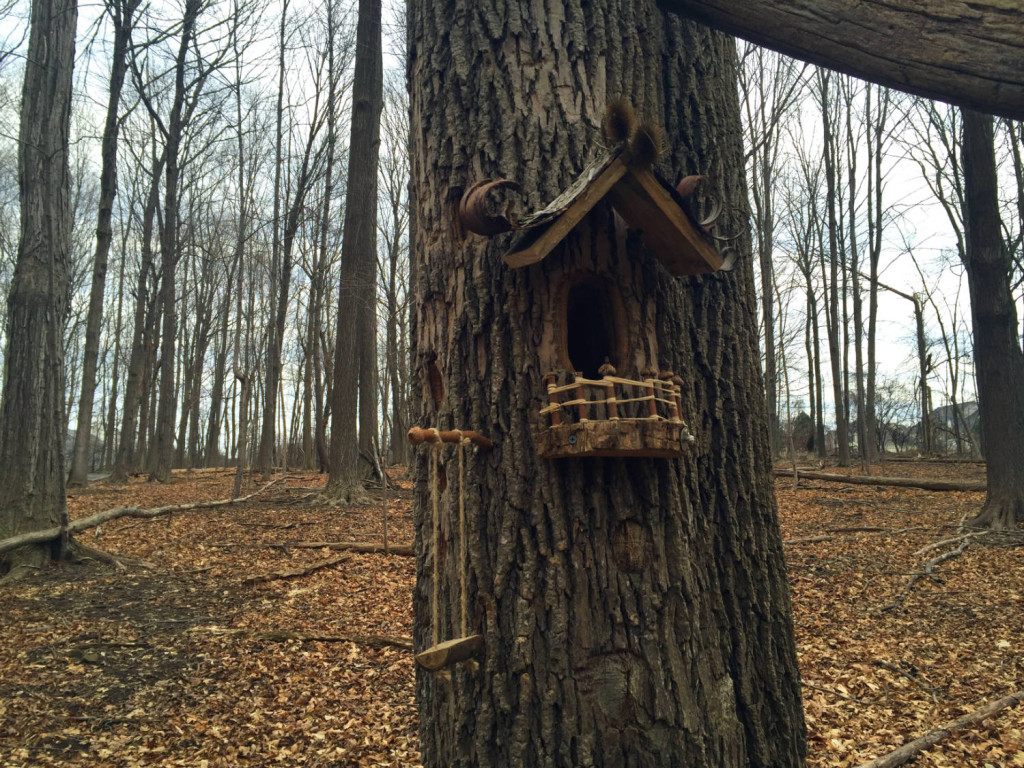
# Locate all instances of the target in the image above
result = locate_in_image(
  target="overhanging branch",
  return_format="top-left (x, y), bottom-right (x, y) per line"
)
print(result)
top-left (657, 0), bottom-right (1024, 120)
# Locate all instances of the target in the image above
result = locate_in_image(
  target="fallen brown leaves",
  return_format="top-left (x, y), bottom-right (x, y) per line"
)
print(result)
top-left (0, 469), bottom-right (418, 768)
top-left (781, 461), bottom-right (1024, 767)
top-left (0, 462), bottom-right (1021, 768)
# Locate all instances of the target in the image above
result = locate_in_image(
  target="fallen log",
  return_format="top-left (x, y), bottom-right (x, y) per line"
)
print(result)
top-left (776, 469), bottom-right (985, 493)
top-left (0, 480), bottom-right (280, 556)
top-left (854, 688), bottom-right (1024, 768)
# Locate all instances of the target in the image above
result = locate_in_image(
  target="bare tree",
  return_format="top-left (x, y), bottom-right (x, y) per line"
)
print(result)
top-left (68, 0), bottom-right (142, 486)
top-left (738, 42), bottom-right (804, 456)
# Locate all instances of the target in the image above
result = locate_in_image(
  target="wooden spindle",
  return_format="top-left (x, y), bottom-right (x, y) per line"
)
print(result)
top-left (642, 365), bottom-right (658, 420)
top-left (598, 361), bottom-right (618, 420)
top-left (543, 371), bottom-right (562, 426)
top-left (659, 371), bottom-right (679, 422)
top-left (574, 372), bottom-right (589, 421)
top-left (672, 374), bottom-right (685, 424)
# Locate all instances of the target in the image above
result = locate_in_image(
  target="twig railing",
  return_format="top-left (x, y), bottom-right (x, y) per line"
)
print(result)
top-left (541, 369), bottom-right (684, 426)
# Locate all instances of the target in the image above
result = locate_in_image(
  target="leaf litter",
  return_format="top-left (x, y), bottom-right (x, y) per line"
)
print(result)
top-left (0, 463), bottom-right (1020, 767)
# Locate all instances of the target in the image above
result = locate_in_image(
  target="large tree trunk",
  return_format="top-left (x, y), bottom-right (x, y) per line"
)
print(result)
top-left (0, 0), bottom-right (77, 577)
top-left (960, 111), bottom-right (1024, 529)
top-left (407, 3), bottom-right (805, 766)
top-left (68, 0), bottom-right (138, 487)
top-left (328, 0), bottom-right (383, 499)
top-left (656, 0), bottom-right (1024, 121)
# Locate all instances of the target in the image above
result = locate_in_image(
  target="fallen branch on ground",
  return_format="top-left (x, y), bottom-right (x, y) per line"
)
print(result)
top-left (914, 531), bottom-right (987, 557)
top-left (242, 553), bottom-right (352, 584)
top-left (854, 688), bottom-right (1024, 768)
top-left (286, 541), bottom-right (414, 557)
top-left (882, 537), bottom-right (973, 612)
top-left (0, 479), bottom-right (280, 556)
top-left (189, 626), bottom-right (413, 650)
top-left (776, 469), bottom-right (985, 492)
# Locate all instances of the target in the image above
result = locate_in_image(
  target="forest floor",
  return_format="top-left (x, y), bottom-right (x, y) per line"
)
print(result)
top-left (0, 462), bottom-right (1021, 768)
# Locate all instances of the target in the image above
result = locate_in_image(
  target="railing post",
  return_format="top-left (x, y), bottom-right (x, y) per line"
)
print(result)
top-left (573, 372), bottom-right (589, 421)
top-left (543, 371), bottom-right (562, 426)
top-left (671, 374), bottom-right (684, 424)
top-left (660, 370), bottom-right (679, 422)
top-left (642, 365), bottom-right (659, 420)
top-left (598, 361), bottom-right (618, 420)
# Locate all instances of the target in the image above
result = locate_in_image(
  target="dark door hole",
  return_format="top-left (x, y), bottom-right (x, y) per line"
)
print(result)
top-left (566, 277), bottom-right (617, 380)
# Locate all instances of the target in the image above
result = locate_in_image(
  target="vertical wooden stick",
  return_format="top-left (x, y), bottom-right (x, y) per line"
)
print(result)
top-left (574, 372), bottom-right (589, 421)
top-left (543, 371), bottom-right (562, 426)
top-left (599, 361), bottom-right (618, 420)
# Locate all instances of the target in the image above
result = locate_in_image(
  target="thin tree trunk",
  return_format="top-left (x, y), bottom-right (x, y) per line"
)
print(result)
top-left (819, 71), bottom-right (850, 465)
top-left (68, 0), bottom-right (138, 486)
top-left (328, 0), bottom-right (383, 499)
top-left (149, 0), bottom-right (202, 482)
top-left (961, 110), bottom-right (1024, 528)
top-left (110, 147), bottom-right (165, 482)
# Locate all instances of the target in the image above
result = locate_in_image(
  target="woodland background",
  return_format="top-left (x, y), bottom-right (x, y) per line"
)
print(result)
top-left (0, 0), bottom-right (1019, 479)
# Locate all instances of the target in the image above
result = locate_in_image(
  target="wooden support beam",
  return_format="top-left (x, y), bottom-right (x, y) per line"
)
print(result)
top-left (656, 0), bottom-right (1024, 121)
top-left (415, 635), bottom-right (484, 671)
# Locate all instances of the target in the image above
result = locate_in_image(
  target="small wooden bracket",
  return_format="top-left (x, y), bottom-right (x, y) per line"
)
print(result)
top-left (415, 634), bottom-right (484, 671)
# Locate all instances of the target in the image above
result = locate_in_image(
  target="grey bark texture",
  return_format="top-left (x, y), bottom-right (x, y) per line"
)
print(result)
top-left (656, 0), bottom-right (1024, 121)
top-left (407, 2), bottom-right (805, 766)
top-left (328, 0), bottom-right (383, 497)
top-left (0, 0), bottom-right (78, 576)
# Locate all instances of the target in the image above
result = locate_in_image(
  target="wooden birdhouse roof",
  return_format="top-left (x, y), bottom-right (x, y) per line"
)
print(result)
top-left (458, 146), bottom-right (727, 277)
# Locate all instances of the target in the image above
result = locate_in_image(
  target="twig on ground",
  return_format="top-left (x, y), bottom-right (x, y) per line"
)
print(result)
top-left (188, 625), bottom-right (413, 651)
top-left (242, 553), bottom-right (352, 585)
top-left (873, 659), bottom-right (940, 703)
top-left (882, 536), bottom-right (973, 612)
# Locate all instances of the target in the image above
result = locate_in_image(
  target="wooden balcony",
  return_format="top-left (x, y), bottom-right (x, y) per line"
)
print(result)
top-left (536, 369), bottom-right (695, 459)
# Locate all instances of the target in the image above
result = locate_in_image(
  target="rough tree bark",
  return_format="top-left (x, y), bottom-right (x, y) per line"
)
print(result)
top-left (656, 0), bottom-right (1024, 121)
top-left (0, 0), bottom-right (78, 577)
top-left (68, 0), bottom-right (139, 486)
top-left (407, 2), bottom-right (805, 766)
top-left (328, 0), bottom-right (383, 499)
top-left (960, 111), bottom-right (1024, 529)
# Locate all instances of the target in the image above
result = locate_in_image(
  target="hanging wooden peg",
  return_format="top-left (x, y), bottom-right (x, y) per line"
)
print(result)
top-left (407, 427), bottom-right (492, 671)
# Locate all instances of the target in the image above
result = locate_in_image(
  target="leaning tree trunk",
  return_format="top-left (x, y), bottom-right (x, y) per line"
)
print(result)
top-left (407, 3), bottom-right (805, 767)
top-left (68, 0), bottom-right (137, 486)
top-left (961, 110), bottom-right (1024, 529)
top-left (0, 0), bottom-right (77, 577)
